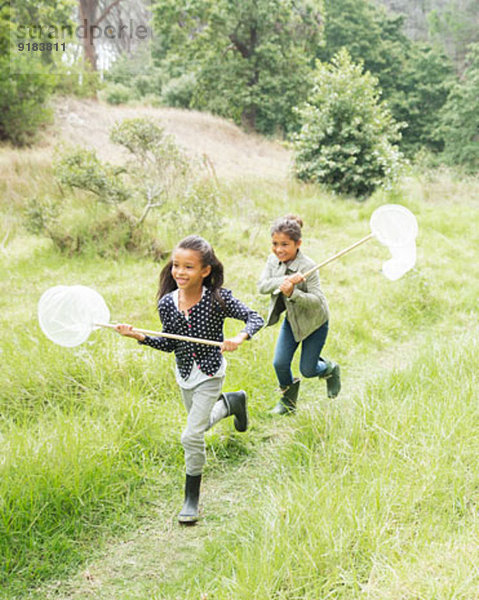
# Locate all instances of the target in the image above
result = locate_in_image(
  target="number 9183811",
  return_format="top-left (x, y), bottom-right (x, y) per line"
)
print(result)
top-left (17, 42), bottom-right (66, 52)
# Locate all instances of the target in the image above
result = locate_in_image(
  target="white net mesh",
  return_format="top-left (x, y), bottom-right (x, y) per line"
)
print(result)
top-left (370, 204), bottom-right (418, 280)
top-left (38, 285), bottom-right (110, 347)
top-left (381, 240), bottom-right (417, 281)
top-left (370, 204), bottom-right (418, 246)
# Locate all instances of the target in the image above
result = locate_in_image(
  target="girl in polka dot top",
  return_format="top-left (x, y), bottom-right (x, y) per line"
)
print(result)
top-left (116, 235), bottom-right (264, 524)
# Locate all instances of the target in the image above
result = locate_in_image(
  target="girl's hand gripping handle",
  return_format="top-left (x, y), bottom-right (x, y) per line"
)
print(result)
top-left (221, 332), bottom-right (249, 353)
top-left (278, 272), bottom-right (305, 298)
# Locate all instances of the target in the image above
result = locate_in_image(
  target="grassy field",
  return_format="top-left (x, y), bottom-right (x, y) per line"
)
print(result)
top-left (1, 127), bottom-right (479, 599)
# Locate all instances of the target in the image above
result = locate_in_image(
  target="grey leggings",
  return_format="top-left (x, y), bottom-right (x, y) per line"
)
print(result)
top-left (180, 376), bottom-right (227, 476)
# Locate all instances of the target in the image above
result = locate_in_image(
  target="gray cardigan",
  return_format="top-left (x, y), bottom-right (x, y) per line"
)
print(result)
top-left (258, 250), bottom-right (329, 342)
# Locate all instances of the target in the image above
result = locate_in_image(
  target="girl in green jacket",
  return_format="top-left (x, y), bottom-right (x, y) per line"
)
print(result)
top-left (258, 215), bottom-right (341, 414)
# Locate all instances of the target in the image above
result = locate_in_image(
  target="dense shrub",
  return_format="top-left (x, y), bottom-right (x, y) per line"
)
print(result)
top-left (0, 3), bottom-right (99, 145)
top-left (293, 49), bottom-right (403, 198)
top-left (161, 72), bottom-right (197, 108)
top-left (104, 48), bottom-right (164, 103)
top-left (102, 83), bottom-right (137, 105)
top-left (0, 55), bottom-right (53, 146)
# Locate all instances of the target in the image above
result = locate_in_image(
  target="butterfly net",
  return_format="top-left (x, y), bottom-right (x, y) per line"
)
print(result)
top-left (38, 285), bottom-right (110, 347)
top-left (369, 204), bottom-right (418, 280)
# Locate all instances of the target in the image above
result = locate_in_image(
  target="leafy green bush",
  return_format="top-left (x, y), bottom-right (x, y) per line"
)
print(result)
top-left (0, 55), bottom-right (53, 146)
top-left (0, 3), bottom-right (99, 145)
top-left (110, 118), bottom-right (182, 161)
top-left (52, 62), bottom-right (103, 98)
top-left (161, 72), bottom-right (197, 108)
top-left (24, 195), bottom-right (61, 236)
top-left (293, 49), bottom-right (403, 198)
top-left (105, 47), bottom-right (164, 97)
top-left (109, 118), bottom-right (191, 226)
top-left (0, 3), bottom-right (52, 146)
top-left (102, 83), bottom-right (137, 105)
top-left (55, 148), bottom-right (129, 203)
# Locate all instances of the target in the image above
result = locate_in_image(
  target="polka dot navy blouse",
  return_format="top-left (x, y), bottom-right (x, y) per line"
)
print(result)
top-left (140, 287), bottom-right (264, 379)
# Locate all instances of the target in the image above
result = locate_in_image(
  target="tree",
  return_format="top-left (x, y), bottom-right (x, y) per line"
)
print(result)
top-left (78, 0), bottom-right (123, 69)
top-left (78, 0), bottom-right (151, 70)
top-left (387, 44), bottom-right (454, 154)
top-left (12, 0), bottom-right (76, 37)
top-left (378, 0), bottom-right (431, 41)
top-left (317, 0), bottom-right (454, 155)
top-left (0, 2), bottom-right (56, 145)
top-left (438, 43), bottom-right (479, 172)
top-left (317, 0), bottom-right (409, 97)
top-left (429, 0), bottom-right (479, 72)
top-left (153, 0), bottom-right (323, 135)
top-left (293, 49), bottom-right (402, 198)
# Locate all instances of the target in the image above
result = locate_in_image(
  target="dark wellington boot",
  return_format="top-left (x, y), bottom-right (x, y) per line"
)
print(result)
top-left (271, 378), bottom-right (301, 415)
top-left (178, 474), bottom-right (201, 524)
top-left (322, 361), bottom-right (341, 398)
top-left (222, 391), bottom-right (248, 432)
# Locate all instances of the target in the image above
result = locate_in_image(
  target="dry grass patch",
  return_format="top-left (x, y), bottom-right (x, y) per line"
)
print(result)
top-left (49, 97), bottom-right (291, 180)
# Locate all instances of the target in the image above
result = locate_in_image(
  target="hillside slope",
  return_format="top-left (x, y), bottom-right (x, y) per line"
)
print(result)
top-left (50, 98), bottom-right (291, 180)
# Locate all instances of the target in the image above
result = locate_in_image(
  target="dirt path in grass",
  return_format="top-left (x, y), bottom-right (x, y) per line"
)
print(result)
top-left (32, 336), bottom-right (413, 600)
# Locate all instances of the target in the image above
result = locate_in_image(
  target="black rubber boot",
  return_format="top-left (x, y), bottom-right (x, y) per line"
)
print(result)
top-left (222, 391), bottom-right (248, 432)
top-left (178, 474), bottom-right (201, 524)
top-left (322, 361), bottom-right (341, 398)
top-left (271, 378), bottom-right (301, 415)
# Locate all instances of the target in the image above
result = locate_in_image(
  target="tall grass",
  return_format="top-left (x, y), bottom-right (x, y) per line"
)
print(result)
top-left (0, 148), bottom-right (478, 597)
top-left (159, 333), bottom-right (479, 599)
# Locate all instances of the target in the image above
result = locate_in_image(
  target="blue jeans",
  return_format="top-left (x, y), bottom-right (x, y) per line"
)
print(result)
top-left (273, 319), bottom-right (329, 388)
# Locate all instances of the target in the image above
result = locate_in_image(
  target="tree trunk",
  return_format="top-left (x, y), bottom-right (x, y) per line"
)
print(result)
top-left (242, 61), bottom-right (260, 131)
top-left (78, 0), bottom-right (124, 71)
top-left (241, 105), bottom-right (257, 131)
top-left (79, 0), bottom-right (98, 70)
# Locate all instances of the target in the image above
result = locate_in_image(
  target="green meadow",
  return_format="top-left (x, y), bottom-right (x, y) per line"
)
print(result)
top-left (1, 144), bottom-right (478, 598)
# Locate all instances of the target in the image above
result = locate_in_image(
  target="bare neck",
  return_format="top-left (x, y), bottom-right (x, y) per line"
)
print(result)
top-left (178, 286), bottom-right (204, 312)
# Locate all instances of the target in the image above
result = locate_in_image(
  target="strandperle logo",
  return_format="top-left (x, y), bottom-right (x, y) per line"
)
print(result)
top-left (9, 1), bottom-right (153, 75)
top-left (14, 19), bottom-right (151, 42)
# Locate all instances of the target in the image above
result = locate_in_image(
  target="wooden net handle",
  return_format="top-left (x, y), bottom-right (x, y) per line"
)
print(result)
top-left (302, 233), bottom-right (374, 278)
top-left (96, 322), bottom-right (223, 347)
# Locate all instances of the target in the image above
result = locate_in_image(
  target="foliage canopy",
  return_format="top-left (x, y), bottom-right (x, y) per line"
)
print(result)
top-left (439, 43), bottom-right (479, 172)
top-left (153, 0), bottom-right (323, 135)
top-left (318, 0), bottom-right (454, 156)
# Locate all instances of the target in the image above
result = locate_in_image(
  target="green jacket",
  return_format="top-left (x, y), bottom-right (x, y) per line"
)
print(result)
top-left (258, 250), bottom-right (330, 342)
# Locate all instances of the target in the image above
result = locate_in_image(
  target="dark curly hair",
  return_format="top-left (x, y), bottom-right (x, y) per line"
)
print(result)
top-left (270, 214), bottom-right (303, 242)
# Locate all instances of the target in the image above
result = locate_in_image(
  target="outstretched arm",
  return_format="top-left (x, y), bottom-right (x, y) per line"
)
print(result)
top-left (135, 300), bottom-right (178, 353)
top-left (219, 289), bottom-right (264, 352)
